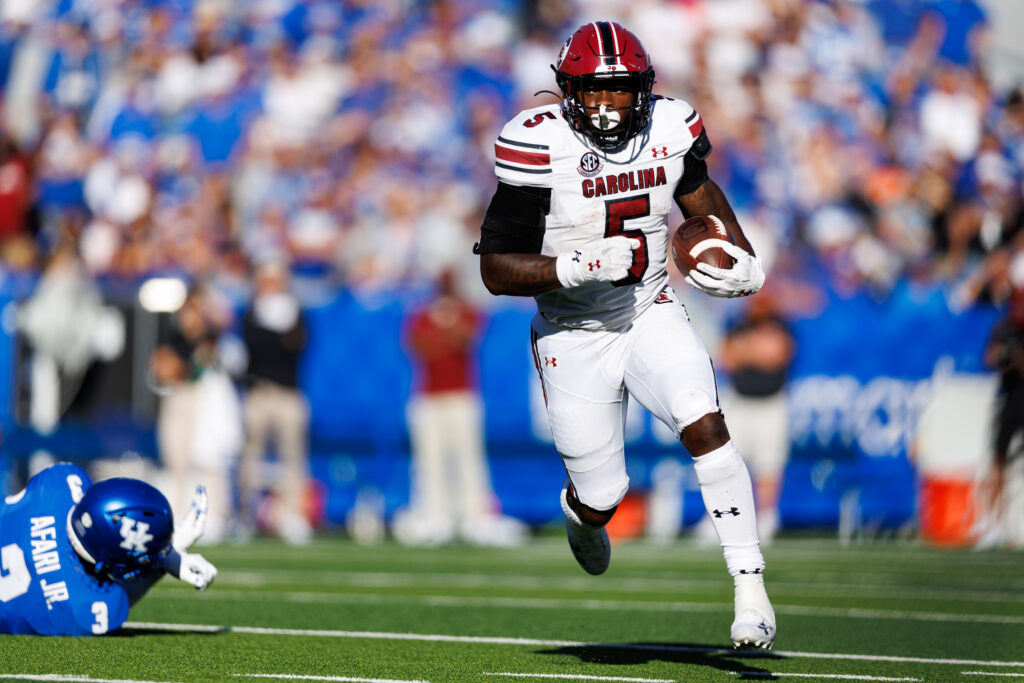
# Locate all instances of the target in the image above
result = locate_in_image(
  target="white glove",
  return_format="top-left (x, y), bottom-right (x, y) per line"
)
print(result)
top-left (172, 485), bottom-right (208, 551)
top-left (685, 242), bottom-right (765, 298)
top-left (556, 236), bottom-right (641, 288)
top-left (167, 550), bottom-right (218, 590)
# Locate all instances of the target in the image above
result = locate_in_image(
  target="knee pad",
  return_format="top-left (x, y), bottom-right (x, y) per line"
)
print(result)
top-left (564, 448), bottom-right (629, 512)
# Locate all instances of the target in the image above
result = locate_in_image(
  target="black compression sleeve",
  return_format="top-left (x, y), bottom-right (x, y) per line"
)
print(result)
top-left (675, 128), bottom-right (712, 196)
top-left (474, 182), bottom-right (551, 255)
top-left (676, 157), bottom-right (709, 196)
top-left (689, 127), bottom-right (712, 160)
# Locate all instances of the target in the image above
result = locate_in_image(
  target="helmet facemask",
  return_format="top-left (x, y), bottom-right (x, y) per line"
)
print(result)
top-left (556, 70), bottom-right (655, 150)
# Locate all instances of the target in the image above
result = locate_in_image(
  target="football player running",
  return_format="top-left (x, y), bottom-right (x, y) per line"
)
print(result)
top-left (0, 462), bottom-right (217, 635)
top-left (475, 21), bottom-right (774, 649)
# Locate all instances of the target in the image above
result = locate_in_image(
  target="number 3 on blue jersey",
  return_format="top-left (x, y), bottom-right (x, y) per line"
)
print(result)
top-left (91, 601), bottom-right (108, 634)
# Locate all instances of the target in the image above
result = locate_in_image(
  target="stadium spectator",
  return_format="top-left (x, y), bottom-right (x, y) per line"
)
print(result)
top-left (16, 239), bottom-right (125, 480)
top-left (718, 293), bottom-right (796, 544)
top-left (924, 0), bottom-right (990, 67)
top-left (920, 66), bottom-right (984, 163)
top-left (394, 269), bottom-right (526, 547)
top-left (42, 18), bottom-right (102, 122)
top-left (476, 21), bottom-right (774, 649)
top-left (184, 53), bottom-right (253, 169)
top-left (979, 279), bottom-right (1024, 547)
top-left (35, 112), bottom-right (91, 226)
top-left (0, 462), bottom-right (216, 635)
top-left (149, 286), bottom-right (241, 545)
top-left (866, 0), bottom-right (931, 55)
top-left (239, 259), bottom-right (312, 545)
top-left (0, 129), bottom-right (33, 267)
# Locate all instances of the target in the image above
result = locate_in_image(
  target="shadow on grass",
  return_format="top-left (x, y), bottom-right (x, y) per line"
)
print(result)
top-left (538, 642), bottom-right (782, 678)
top-left (114, 625), bottom-right (230, 638)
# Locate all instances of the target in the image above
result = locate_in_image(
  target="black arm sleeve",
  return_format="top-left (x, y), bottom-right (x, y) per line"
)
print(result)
top-left (675, 128), bottom-right (712, 197)
top-left (473, 181), bottom-right (551, 255)
top-left (689, 126), bottom-right (712, 160)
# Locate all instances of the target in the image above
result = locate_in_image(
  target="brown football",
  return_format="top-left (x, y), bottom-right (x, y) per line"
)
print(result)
top-left (671, 215), bottom-right (736, 278)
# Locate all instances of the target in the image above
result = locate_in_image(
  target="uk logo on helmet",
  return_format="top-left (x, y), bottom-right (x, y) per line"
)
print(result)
top-left (119, 518), bottom-right (154, 552)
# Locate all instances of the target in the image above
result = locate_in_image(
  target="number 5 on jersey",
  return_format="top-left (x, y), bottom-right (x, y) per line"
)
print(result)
top-left (605, 195), bottom-right (650, 286)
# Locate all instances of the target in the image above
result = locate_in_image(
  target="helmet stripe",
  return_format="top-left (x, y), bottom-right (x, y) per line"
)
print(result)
top-left (595, 21), bottom-right (617, 66)
top-left (591, 22), bottom-right (603, 53)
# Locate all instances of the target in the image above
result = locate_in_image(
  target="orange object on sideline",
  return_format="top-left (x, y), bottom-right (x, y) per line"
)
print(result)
top-left (605, 493), bottom-right (647, 542)
top-left (919, 476), bottom-right (977, 547)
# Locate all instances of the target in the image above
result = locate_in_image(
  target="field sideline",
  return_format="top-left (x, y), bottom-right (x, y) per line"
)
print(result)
top-left (0, 536), bottom-right (1021, 682)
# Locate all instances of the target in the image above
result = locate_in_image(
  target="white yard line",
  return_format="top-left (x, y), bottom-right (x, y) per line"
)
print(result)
top-left (213, 570), bottom-right (1024, 602)
top-left (0, 676), bottom-right (183, 683)
top-left (483, 673), bottom-right (674, 682)
top-left (961, 674), bottom-right (1024, 678)
top-left (123, 622), bottom-right (1024, 669)
top-left (233, 674), bottom-right (428, 682)
top-left (148, 588), bottom-right (1024, 625)
top-left (730, 673), bottom-right (920, 681)
top-left (225, 539), bottom-right (1023, 575)
top-left (774, 604), bottom-right (1024, 626)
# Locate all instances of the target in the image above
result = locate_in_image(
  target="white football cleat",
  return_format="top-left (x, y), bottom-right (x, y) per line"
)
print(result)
top-left (731, 572), bottom-right (776, 649)
top-left (560, 485), bottom-right (611, 576)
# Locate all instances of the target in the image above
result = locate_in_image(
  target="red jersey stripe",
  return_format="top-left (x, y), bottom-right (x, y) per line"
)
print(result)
top-left (495, 144), bottom-right (551, 166)
top-left (688, 116), bottom-right (703, 139)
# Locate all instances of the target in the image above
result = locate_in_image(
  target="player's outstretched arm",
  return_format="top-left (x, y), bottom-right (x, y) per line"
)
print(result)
top-left (480, 253), bottom-right (561, 296)
top-left (675, 179), bottom-right (754, 255)
top-left (162, 548), bottom-right (218, 590)
top-left (121, 548), bottom-right (217, 606)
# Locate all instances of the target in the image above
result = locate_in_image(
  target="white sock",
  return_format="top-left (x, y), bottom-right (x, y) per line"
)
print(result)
top-left (692, 440), bottom-right (765, 577)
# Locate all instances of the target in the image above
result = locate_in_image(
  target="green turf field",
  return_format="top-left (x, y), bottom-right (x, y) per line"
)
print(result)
top-left (0, 535), bottom-right (1021, 682)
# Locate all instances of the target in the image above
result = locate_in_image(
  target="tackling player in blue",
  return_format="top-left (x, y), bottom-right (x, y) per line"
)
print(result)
top-left (0, 462), bottom-right (217, 635)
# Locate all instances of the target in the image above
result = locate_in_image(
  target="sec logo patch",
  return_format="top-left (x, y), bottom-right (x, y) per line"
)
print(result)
top-left (578, 152), bottom-right (603, 177)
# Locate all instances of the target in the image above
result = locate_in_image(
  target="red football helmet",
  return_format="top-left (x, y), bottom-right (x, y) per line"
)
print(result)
top-left (553, 21), bottom-right (656, 150)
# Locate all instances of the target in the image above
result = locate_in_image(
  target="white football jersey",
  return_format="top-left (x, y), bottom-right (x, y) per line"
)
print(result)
top-left (494, 96), bottom-right (707, 330)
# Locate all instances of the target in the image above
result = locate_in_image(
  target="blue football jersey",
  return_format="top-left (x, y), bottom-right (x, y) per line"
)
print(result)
top-left (0, 463), bottom-right (130, 635)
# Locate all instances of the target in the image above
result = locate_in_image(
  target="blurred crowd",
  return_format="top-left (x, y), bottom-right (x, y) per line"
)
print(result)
top-left (0, 0), bottom-right (1019, 315)
top-left (1, 0), bottom-right (1022, 547)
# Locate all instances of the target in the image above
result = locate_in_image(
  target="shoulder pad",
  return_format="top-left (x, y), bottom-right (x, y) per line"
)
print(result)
top-left (680, 104), bottom-right (712, 160)
top-left (29, 463), bottom-right (91, 494)
top-left (494, 108), bottom-right (558, 188)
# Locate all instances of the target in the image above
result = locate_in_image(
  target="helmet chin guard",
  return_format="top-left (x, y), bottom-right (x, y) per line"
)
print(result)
top-left (553, 21), bottom-right (656, 150)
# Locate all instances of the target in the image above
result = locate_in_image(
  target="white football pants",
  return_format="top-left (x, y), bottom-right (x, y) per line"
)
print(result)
top-left (531, 288), bottom-right (720, 511)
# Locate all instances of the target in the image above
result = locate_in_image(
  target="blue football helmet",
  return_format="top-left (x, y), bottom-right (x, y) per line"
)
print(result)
top-left (68, 478), bottom-right (174, 583)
